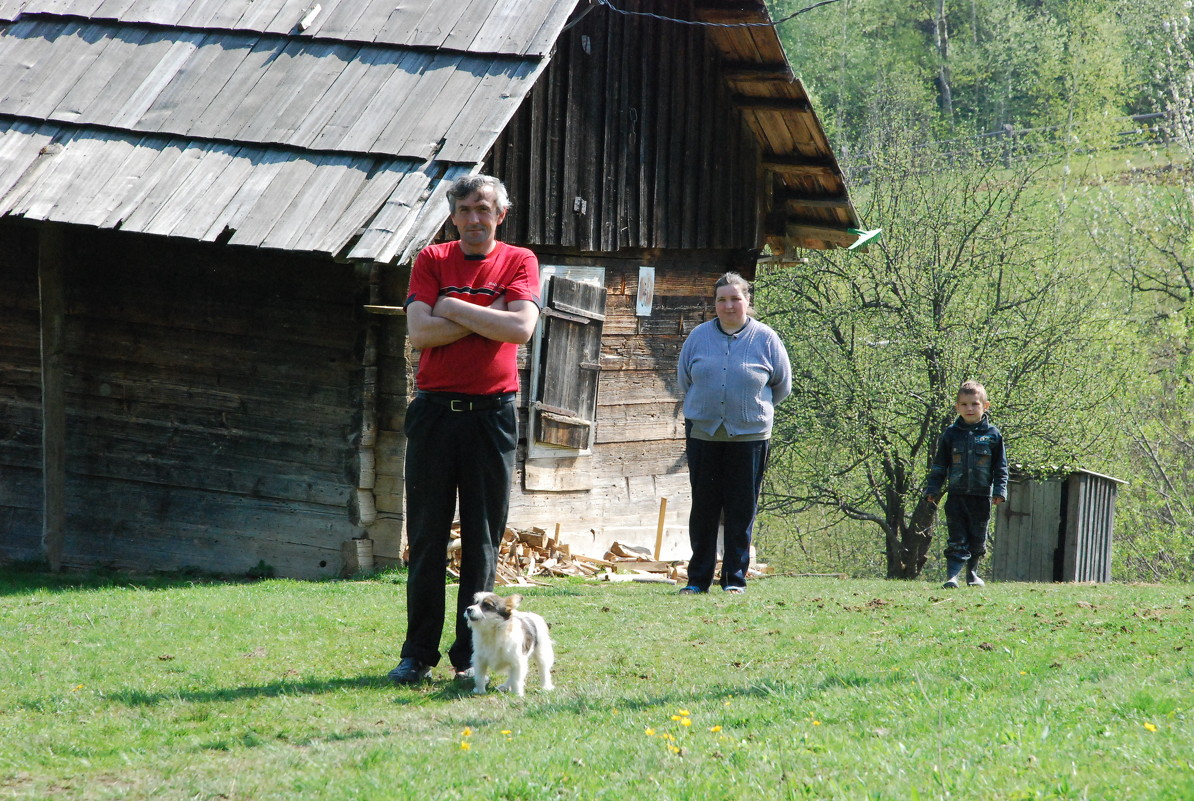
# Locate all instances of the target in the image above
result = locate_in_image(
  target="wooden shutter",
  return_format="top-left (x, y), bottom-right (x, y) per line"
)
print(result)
top-left (532, 275), bottom-right (606, 449)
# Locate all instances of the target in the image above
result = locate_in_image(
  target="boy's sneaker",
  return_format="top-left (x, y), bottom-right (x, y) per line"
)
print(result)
top-left (678, 586), bottom-right (704, 594)
top-left (388, 657), bottom-right (430, 684)
top-left (723, 586), bottom-right (745, 594)
top-left (453, 666), bottom-right (474, 681)
top-left (967, 572), bottom-right (985, 587)
top-left (942, 577), bottom-right (959, 589)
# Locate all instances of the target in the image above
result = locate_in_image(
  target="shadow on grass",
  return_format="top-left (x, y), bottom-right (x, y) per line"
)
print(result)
top-left (0, 564), bottom-right (409, 596)
top-left (105, 673), bottom-right (477, 708)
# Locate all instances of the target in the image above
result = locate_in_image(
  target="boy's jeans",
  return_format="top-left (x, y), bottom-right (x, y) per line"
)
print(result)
top-left (943, 493), bottom-right (992, 562)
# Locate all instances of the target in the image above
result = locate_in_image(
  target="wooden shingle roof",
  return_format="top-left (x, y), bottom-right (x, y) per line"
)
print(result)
top-left (0, 0), bottom-right (579, 263)
top-left (0, 0), bottom-right (859, 260)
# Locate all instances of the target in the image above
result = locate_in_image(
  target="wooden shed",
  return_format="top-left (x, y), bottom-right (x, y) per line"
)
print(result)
top-left (993, 469), bottom-right (1125, 583)
top-left (0, 0), bottom-right (860, 579)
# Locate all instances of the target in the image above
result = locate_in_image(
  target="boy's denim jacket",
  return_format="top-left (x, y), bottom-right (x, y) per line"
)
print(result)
top-left (924, 415), bottom-right (1008, 499)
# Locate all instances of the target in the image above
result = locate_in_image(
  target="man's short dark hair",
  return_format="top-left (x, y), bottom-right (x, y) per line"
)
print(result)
top-left (447, 174), bottom-right (510, 214)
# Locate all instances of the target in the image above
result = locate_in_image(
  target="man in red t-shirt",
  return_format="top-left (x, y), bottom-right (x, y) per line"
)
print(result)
top-left (389, 174), bottom-right (540, 685)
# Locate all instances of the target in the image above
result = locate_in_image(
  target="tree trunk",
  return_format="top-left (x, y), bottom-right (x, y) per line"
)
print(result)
top-left (933, 0), bottom-right (954, 116)
top-left (887, 496), bottom-right (938, 578)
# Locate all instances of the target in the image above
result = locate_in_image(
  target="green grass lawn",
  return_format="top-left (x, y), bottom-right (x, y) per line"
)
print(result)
top-left (1, 568), bottom-right (1190, 800)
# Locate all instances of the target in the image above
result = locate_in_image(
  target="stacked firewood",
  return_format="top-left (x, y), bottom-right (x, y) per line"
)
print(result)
top-left (439, 526), bottom-right (768, 587)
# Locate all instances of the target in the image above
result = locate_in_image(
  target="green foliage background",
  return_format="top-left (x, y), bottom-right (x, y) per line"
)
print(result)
top-left (754, 0), bottom-right (1194, 581)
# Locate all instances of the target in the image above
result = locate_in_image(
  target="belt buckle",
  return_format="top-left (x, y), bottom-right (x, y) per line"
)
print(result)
top-left (450, 399), bottom-right (468, 412)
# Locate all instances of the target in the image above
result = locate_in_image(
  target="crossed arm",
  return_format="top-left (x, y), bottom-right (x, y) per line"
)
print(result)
top-left (406, 295), bottom-right (539, 349)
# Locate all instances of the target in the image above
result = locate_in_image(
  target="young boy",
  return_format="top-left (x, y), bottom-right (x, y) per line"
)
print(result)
top-left (924, 381), bottom-right (1008, 588)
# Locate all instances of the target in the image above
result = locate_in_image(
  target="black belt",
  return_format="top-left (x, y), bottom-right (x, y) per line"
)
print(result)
top-left (417, 391), bottom-right (516, 412)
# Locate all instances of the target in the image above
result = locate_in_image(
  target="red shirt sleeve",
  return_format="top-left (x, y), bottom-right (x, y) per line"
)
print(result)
top-left (404, 246), bottom-right (443, 309)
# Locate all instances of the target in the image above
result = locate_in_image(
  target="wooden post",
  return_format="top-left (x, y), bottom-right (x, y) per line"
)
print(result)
top-left (39, 224), bottom-right (66, 572)
top-left (653, 496), bottom-right (668, 560)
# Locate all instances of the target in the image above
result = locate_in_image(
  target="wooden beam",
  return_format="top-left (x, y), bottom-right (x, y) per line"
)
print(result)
top-left (786, 223), bottom-right (857, 247)
top-left (363, 304), bottom-right (406, 315)
top-left (722, 62), bottom-right (793, 82)
top-left (777, 189), bottom-right (852, 209)
top-left (761, 156), bottom-right (839, 177)
top-left (38, 224), bottom-right (66, 572)
top-left (733, 95), bottom-right (811, 113)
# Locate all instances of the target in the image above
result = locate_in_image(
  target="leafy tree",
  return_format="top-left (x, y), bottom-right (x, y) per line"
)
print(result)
top-left (1087, 9), bottom-right (1194, 581)
top-left (756, 132), bottom-right (1123, 578)
top-left (771, 0), bottom-right (1141, 144)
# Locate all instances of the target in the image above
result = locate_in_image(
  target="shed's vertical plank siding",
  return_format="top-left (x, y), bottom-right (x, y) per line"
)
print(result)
top-left (996, 472), bottom-right (1119, 583)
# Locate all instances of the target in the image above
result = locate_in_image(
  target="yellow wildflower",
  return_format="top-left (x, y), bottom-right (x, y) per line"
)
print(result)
top-left (1144, 722), bottom-right (1158, 732)
top-left (460, 741), bottom-right (471, 751)
top-left (710, 725), bottom-right (722, 733)
top-left (645, 728), bottom-right (656, 736)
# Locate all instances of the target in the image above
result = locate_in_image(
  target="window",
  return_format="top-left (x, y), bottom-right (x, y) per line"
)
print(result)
top-left (526, 266), bottom-right (606, 460)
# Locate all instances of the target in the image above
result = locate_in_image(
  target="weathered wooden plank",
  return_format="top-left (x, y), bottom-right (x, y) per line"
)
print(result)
top-left (337, 49), bottom-right (444, 155)
top-left (469, 0), bottom-right (549, 55)
top-left (47, 135), bottom-right (142, 228)
top-left (0, 20), bottom-right (75, 116)
top-left (159, 144), bottom-right (257, 240)
top-left (43, 26), bottom-right (140, 123)
top-left (411, 0), bottom-right (481, 50)
top-left (197, 149), bottom-right (289, 241)
top-left (233, 0), bottom-right (297, 31)
top-left (348, 167), bottom-right (434, 261)
top-left (256, 154), bottom-right (357, 251)
top-left (184, 36), bottom-right (280, 139)
top-left (73, 27), bottom-right (179, 125)
top-left (522, 0), bottom-right (578, 56)
top-left (593, 401), bottom-right (684, 444)
top-left (234, 39), bottom-right (346, 144)
top-left (435, 57), bottom-right (542, 163)
top-left (177, 0), bottom-right (245, 27)
top-left (0, 122), bottom-right (60, 206)
top-left (441, 0), bottom-right (501, 52)
top-left (111, 32), bottom-right (206, 129)
top-left (9, 130), bottom-right (93, 220)
top-left (134, 141), bottom-right (235, 236)
top-left (288, 159), bottom-right (378, 254)
top-left (353, 0), bottom-right (419, 44)
top-left (118, 140), bottom-right (225, 231)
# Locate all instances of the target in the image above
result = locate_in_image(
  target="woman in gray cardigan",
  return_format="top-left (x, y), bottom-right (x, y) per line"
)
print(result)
top-left (676, 272), bottom-right (791, 594)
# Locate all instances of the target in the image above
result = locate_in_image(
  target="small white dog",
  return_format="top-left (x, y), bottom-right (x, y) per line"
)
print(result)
top-left (463, 592), bottom-right (554, 696)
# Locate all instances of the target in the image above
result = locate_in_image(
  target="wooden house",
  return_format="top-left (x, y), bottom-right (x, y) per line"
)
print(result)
top-left (0, 0), bottom-right (860, 579)
top-left (993, 469), bottom-right (1125, 583)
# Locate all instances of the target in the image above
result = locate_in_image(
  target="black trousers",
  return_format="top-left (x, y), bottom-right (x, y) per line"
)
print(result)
top-left (400, 395), bottom-right (517, 670)
top-left (943, 493), bottom-right (992, 562)
top-left (684, 426), bottom-right (770, 590)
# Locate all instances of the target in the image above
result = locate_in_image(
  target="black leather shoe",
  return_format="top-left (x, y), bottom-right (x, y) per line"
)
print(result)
top-left (388, 657), bottom-right (431, 684)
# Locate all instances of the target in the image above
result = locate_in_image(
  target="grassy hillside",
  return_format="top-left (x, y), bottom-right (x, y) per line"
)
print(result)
top-left (2, 568), bottom-right (1190, 800)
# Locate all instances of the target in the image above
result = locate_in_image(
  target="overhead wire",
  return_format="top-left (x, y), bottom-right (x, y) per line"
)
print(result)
top-left (591, 0), bottom-right (844, 28)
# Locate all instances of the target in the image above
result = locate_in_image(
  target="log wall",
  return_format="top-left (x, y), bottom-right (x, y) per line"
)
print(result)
top-left (509, 251), bottom-right (739, 558)
top-left (0, 224), bottom-right (368, 578)
top-left (0, 222), bottom-right (42, 561)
